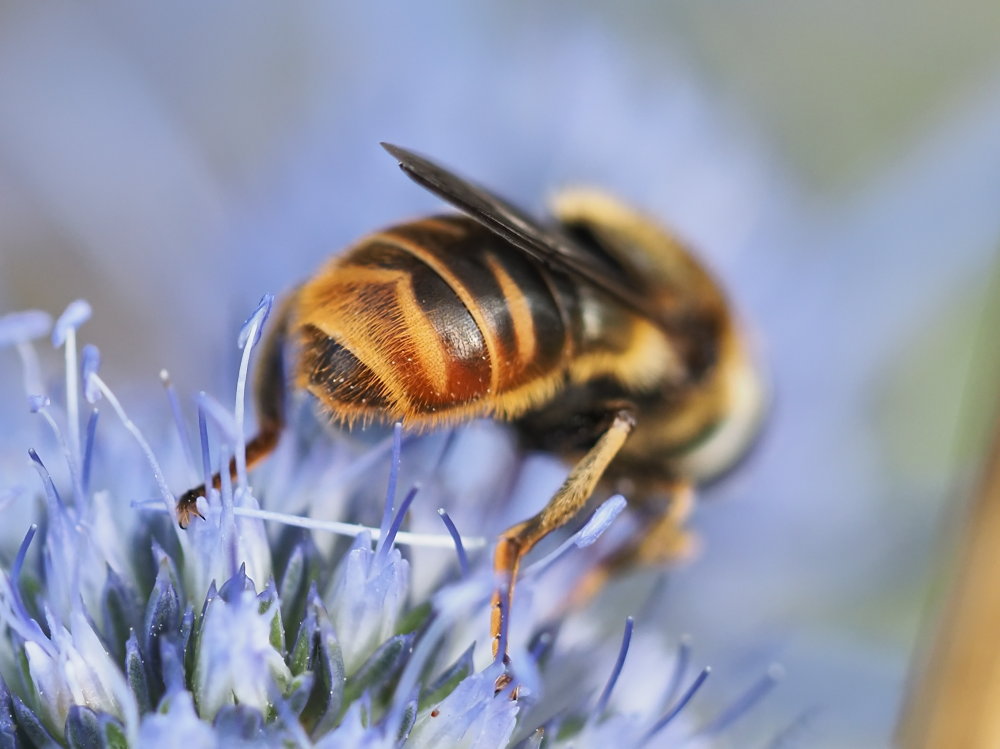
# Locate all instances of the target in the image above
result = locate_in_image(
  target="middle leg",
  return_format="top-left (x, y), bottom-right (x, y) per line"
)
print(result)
top-left (491, 408), bottom-right (636, 685)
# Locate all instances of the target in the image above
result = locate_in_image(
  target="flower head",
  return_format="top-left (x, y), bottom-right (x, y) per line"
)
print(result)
top-left (25, 610), bottom-right (131, 733)
top-left (326, 530), bottom-right (410, 675)
top-left (194, 587), bottom-right (291, 719)
top-left (0, 300), bottom-right (778, 746)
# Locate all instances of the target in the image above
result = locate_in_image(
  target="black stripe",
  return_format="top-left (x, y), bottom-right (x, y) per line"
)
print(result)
top-left (299, 325), bottom-right (390, 408)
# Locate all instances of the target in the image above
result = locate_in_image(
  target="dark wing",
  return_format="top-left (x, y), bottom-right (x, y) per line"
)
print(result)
top-left (380, 142), bottom-right (668, 328)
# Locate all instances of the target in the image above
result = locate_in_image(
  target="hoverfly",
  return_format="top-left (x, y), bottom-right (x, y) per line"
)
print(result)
top-left (177, 143), bottom-right (763, 676)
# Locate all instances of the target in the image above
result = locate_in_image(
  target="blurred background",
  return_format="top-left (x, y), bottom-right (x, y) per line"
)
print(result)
top-left (1, 1), bottom-right (999, 745)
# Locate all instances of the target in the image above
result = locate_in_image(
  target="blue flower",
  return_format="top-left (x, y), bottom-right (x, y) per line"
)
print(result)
top-left (0, 301), bottom-right (775, 746)
top-left (194, 589), bottom-right (291, 720)
top-left (326, 530), bottom-right (410, 675)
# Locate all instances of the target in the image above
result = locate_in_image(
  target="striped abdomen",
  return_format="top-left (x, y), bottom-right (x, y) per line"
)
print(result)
top-left (293, 215), bottom-right (679, 428)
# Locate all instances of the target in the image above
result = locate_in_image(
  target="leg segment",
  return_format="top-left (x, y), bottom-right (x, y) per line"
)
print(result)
top-left (175, 291), bottom-right (297, 528)
top-left (490, 408), bottom-right (636, 670)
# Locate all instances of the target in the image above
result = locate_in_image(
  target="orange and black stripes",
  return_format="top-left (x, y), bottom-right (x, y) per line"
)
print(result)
top-left (380, 218), bottom-right (574, 388)
top-left (292, 217), bottom-right (562, 426)
top-left (292, 214), bottom-right (676, 429)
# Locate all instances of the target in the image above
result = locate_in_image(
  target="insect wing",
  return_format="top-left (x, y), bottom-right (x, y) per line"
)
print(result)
top-left (380, 143), bottom-right (664, 325)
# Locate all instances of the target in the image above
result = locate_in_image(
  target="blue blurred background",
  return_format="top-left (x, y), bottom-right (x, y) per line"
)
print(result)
top-left (1, 2), bottom-right (999, 745)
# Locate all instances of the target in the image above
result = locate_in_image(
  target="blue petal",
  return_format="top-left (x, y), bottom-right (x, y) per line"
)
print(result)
top-left (289, 588), bottom-right (321, 677)
top-left (342, 633), bottom-right (414, 711)
top-left (126, 632), bottom-right (152, 714)
top-left (102, 566), bottom-right (141, 664)
top-left (159, 635), bottom-right (188, 696)
top-left (213, 704), bottom-right (265, 742)
top-left (144, 562), bottom-right (182, 693)
top-left (302, 603), bottom-right (347, 735)
top-left (219, 562), bottom-right (255, 602)
top-left (285, 671), bottom-right (316, 717)
top-left (279, 541), bottom-right (311, 626)
top-left (0, 679), bottom-right (17, 743)
top-left (64, 704), bottom-right (102, 749)
top-left (10, 691), bottom-right (57, 747)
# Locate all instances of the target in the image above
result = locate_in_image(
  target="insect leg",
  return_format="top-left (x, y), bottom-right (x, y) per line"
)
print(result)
top-left (175, 291), bottom-right (297, 528)
top-left (491, 408), bottom-right (636, 679)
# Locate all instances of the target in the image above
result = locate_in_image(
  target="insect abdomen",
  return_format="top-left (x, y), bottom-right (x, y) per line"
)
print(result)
top-left (293, 216), bottom-right (581, 427)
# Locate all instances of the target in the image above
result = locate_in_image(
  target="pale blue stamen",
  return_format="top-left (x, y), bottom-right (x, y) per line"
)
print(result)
top-left (6, 525), bottom-right (46, 639)
top-left (11, 525), bottom-right (36, 586)
top-left (379, 422), bottom-right (404, 546)
top-left (84, 372), bottom-right (176, 516)
top-left (81, 345), bottom-right (101, 405)
top-left (698, 664), bottom-right (784, 737)
top-left (643, 666), bottom-right (711, 743)
top-left (593, 616), bottom-right (634, 717)
top-left (575, 494), bottom-right (628, 547)
top-left (216, 443), bottom-right (239, 576)
top-left (160, 370), bottom-right (197, 480)
top-left (2, 314), bottom-right (48, 397)
top-left (234, 295), bottom-right (273, 487)
top-left (525, 495), bottom-right (627, 578)
top-left (197, 391), bottom-right (254, 558)
top-left (51, 300), bottom-right (92, 347)
top-left (27, 395), bottom-right (48, 412)
top-left (198, 392), bottom-right (240, 445)
top-left (198, 392), bottom-right (244, 491)
top-left (131, 502), bottom-right (482, 549)
top-left (28, 448), bottom-right (65, 512)
top-left (660, 634), bottom-right (692, 713)
top-left (436, 508), bottom-right (469, 574)
top-left (0, 310), bottom-right (51, 347)
top-left (198, 399), bottom-right (211, 488)
top-left (236, 294), bottom-right (273, 350)
top-left (53, 300), bottom-right (92, 471)
top-left (15, 343), bottom-right (44, 401)
top-left (81, 408), bottom-right (99, 495)
top-left (0, 309), bottom-right (52, 397)
top-left (378, 485), bottom-right (420, 562)
top-left (28, 396), bottom-right (83, 503)
top-left (0, 575), bottom-right (52, 655)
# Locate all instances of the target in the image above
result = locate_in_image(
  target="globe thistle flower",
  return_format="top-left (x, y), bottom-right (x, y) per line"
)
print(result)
top-left (0, 300), bottom-right (778, 747)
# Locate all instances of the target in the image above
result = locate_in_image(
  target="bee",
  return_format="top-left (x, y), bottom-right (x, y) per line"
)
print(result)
top-left (177, 143), bottom-right (764, 673)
